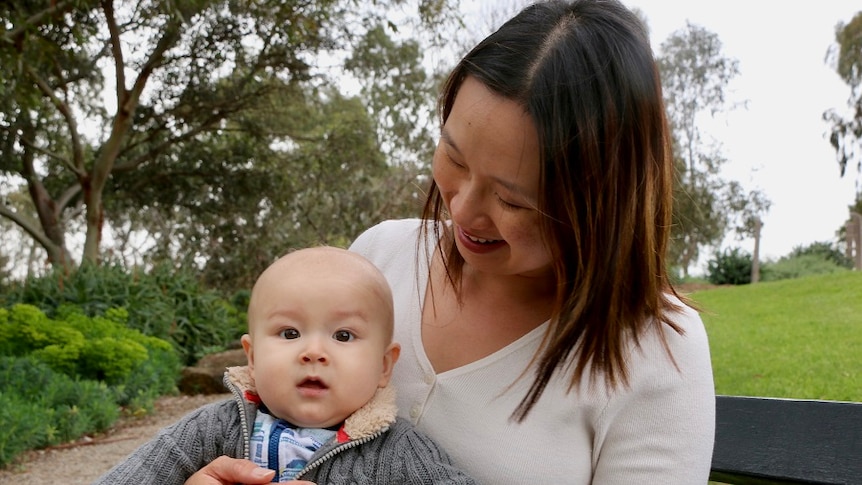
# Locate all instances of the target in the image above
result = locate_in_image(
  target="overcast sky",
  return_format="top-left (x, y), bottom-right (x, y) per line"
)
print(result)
top-left (625, 0), bottom-right (860, 265)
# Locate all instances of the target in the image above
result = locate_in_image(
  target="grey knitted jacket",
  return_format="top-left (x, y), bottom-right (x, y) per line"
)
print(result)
top-left (93, 366), bottom-right (476, 484)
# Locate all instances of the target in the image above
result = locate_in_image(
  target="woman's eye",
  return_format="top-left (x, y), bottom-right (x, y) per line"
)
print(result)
top-left (496, 193), bottom-right (522, 210)
top-left (279, 328), bottom-right (300, 339)
top-left (446, 154), bottom-right (466, 169)
top-left (333, 330), bottom-right (354, 342)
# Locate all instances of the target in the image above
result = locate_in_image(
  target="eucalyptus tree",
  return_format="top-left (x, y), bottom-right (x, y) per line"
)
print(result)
top-left (658, 22), bottom-right (769, 277)
top-left (106, 86), bottom-right (404, 293)
top-left (824, 10), bottom-right (862, 181)
top-left (0, 0), bottom-right (458, 273)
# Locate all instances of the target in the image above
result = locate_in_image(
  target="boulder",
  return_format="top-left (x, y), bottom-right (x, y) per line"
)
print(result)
top-left (178, 348), bottom-right (247, 395)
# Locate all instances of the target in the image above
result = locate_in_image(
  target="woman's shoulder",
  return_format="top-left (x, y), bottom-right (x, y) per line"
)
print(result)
top-left (351, 219), bottom-right (424, 246)
top-left (629, 294), bottom-right (713, 384)
top-left (661, 294), bottom-right (709, 349)
top-left (349, 218), bottom-right (430, 262)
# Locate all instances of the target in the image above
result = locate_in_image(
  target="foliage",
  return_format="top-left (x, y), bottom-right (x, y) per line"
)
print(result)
top-left (760, 255), bottom-right (850, 282)
top-left (824, 10), bottom-right (862, 179)
top-left (0, 300), bottom-right (183, 467)
top-left (0, 356), bottom-right (120, 468)
top-left (790, 241), bottom-right (854, 269)
top-left (759, 243), bottom-right (852, 283)
top-left (0, 0), bottom-right (459, 274)
top-left (0, 304), bottom-right (179, 391)
top-left (116, 87), bottom-right (426, 294)
top-left (706, 247), bottom-right (752, 285)
top-left (657, 22), bottom-right (770, 277)
top-left (690, 272), bottom-right (862, 402)
top-left (2, 262), bottom-right (245, 365)
top-left (345, 24), bottom-right (440, 167)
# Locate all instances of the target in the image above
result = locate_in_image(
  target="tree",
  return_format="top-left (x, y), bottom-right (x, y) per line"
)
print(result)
top-left (723, 180), bottom-right (771, 282)
top-left (105, 22), bottom-right (442, 292)
top-left (0, 0), bottom-right (457, 273)
top-left (824, 10), bottom-right (862, 179)
top-left (658, 22), bottom-right (769, 277)
top-left (108, 86), bottom-right (420, 293)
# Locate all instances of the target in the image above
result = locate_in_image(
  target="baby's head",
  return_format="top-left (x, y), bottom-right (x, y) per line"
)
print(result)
top-left (241, 246), bottom-right (399, 428)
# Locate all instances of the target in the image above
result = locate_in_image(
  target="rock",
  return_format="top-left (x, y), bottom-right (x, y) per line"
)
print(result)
top-left (178, 348), bottom-right (247, 395)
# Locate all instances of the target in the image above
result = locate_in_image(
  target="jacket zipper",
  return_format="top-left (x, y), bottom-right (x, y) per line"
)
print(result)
top-left (224, 376), bottom-right (252, 460)
top-left (296, 427), bottom-right (389, 479)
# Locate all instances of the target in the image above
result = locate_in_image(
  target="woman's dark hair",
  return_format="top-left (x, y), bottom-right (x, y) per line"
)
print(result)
top-left (421, 0), bottom-right (685, 420)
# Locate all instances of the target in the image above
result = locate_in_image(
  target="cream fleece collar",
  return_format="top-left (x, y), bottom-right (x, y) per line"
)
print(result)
top-left (225, 365), bottom-right (397, 440)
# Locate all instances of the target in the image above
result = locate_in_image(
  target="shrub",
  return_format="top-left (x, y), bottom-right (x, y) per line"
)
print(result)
top-left (0, 304), bottom-right (179, 388)
top-left (79, 337), bottom-right (149, 383)
top-left (3, 262), bottom-right (246, 364)
top-left (760, 254), bottom-right (850, 282)
top-left (0, 356), bottom-right (119, 467)
top-left (113, 341), bottom-right (180, 410)
top-left (707, 247), bottom-right (752, 285)
top-left (788, 241), bottom-right (853, 269)
top-left (0, 393), bottom-right (50, 467)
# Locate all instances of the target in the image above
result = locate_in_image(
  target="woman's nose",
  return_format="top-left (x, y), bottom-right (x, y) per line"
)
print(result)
top-left (450, 181), bottom-right (491, 227)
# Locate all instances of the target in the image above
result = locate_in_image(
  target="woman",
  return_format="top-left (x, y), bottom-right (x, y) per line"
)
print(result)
top-left (188, 0), bottom-right (715, 483)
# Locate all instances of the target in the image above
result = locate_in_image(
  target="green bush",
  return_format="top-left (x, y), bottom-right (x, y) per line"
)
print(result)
top-left (0, 356), bottom-right (119, 467)
top-left (0, 393), bottom-right (51, 467)
top-left (80, 337), bottom-right (149, 383)
top-left (788, 241), bottom-right (853, 269)
top-left (0, 304), bottom-right (179, 388)
top-left (707, 247), bottom-right (752, 285)
top-left (0, 302), bottom-right (181, 467)
top-left (0, 263), bottom-right (242, 466)
top-left (761, 254), bottom-right (850, 282)
top-left (2, 262), bottom-right (246, 364)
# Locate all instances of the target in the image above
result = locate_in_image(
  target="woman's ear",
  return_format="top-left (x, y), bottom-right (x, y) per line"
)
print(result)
top-left (378, 342), bottom-right (401, 388)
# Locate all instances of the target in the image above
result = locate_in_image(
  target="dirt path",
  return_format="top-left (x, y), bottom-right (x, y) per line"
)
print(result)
top-left (0, 393), bottom-right (230, 485)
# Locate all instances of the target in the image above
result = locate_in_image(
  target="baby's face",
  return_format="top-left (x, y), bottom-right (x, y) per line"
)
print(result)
top-left (243, 251), bottom-right (396, 428)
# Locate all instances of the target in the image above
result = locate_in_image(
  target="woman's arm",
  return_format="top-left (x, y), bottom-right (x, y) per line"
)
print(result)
top-left (592, 308), bottom-right (716, 484)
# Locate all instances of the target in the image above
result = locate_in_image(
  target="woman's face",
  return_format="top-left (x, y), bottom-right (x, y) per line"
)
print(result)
top-left (433, 76), bottom-right (553, 279)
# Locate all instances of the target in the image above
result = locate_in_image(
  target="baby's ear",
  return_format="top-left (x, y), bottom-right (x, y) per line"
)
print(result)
top-left (378, 342), bottom-right (401, 388)
top-left (241, 333), bottom-right (254, 368)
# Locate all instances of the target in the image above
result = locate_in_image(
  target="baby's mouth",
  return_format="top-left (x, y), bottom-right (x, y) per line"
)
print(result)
top-left (298, 377), bottom-right (328, 390)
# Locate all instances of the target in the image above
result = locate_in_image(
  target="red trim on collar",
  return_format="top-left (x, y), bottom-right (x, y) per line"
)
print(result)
top-left (337, 426), bottom-right (350, 443)
top-left (244, 391), bottom-right (261, 404)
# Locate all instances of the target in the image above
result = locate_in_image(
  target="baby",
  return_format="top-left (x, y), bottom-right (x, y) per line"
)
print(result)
top-left (94, 246), bottom-right (475, 484)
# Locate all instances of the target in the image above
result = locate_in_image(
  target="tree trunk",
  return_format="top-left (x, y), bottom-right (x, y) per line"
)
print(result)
top-left (20, 119), bottom-right (72, 269)
top-left (751, 217), bottom-right (761, 283)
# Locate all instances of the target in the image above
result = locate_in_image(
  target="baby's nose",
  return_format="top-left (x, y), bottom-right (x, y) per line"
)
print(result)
top-left (300, 339), bottom-right (328, 363)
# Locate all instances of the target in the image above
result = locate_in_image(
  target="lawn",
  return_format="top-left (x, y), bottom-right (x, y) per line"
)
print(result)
top-left (688, 271), bottom-right (862, 402)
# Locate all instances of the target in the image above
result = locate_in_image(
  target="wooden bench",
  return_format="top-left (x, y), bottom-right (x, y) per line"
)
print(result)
top-left (709, 395), bottom-right (862, 484)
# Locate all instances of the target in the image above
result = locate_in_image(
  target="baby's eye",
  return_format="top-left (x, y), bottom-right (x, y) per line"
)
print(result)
top-left (279, 328), bottom-right (300, 339)
top-left (333, 330), bottom-right (355, 342)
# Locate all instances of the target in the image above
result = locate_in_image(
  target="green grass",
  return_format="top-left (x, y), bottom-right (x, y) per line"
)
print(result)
top-left (689, 271), bottom-right (862, 402)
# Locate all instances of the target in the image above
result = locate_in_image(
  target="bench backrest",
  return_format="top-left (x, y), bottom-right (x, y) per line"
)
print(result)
top-left (710, 395), bottom-right (862, 484)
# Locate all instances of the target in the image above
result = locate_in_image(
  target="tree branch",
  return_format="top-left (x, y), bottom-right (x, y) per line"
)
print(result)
top-left (113, 109), bottom-right (234, 172)
top-left (97, 14), bottom-right (188, 193)
top-left (101, 0), bottom-right (127, 105)
top-left (0, 204), bottom-right (56, 251)
top-left (1, 0), bottom-right (80, 44)
top-left (23, 65), bottom-right (87, 177)
top-left (57, 183), bottom-right (83, 214)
